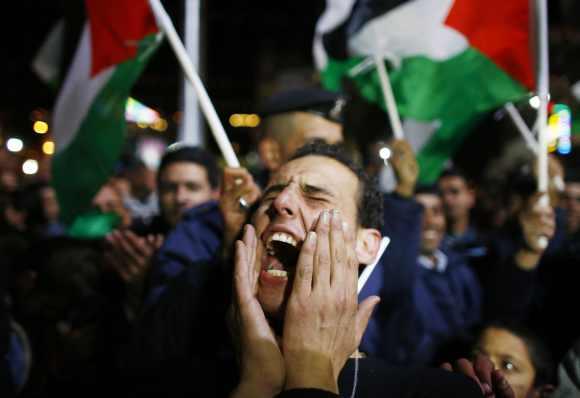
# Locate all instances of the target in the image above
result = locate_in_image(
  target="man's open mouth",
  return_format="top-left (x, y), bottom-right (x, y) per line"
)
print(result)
top-left (263, 232), bottom-right (302, 277)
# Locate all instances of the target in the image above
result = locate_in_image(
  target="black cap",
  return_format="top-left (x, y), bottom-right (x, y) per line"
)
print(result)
top-left (259, 88), bottom-right (347, 124)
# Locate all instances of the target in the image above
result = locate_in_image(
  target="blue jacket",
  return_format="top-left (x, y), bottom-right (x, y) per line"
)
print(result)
top-left (359, 193), bottom-right (425, 364)
top-left (359, 194), bottom-right (482, 365)
top-left (413, 249), bottom-right (482, 363)
top-left (145, 201), bottom-right (224, 306)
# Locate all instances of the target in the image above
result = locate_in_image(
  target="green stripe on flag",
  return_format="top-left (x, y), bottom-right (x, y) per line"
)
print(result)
top-left (321, 48), bottom-right (529, 182)
top-left (53, 34), bottom-right (159, 225)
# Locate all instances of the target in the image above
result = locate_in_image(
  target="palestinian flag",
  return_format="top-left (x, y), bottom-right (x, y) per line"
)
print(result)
top-left (52, 0), bottom-right (160, 226)
top-left (315, 0), bottom-right (534, 182)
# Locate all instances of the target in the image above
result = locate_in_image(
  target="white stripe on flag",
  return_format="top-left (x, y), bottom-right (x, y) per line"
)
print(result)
top-left (53, 24), bottom-right (115, 152)
top-left (348, 0), bottom-right (467, 66)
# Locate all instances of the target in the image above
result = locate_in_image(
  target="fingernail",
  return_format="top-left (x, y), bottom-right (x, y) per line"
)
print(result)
top-left (308, 231), bottom-right (317, 243)
top-left (482, 383), bottom-right (492, 395)
top-left (321, 210), bottom-right (329, 224)
top-left (342, 221), bottom-right (349, 233)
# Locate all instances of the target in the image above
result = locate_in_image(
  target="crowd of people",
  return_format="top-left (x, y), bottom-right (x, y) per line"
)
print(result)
top-left (1, 87), bottom-right (580, 397)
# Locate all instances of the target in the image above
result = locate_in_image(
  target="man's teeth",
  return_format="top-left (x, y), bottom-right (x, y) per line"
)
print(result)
top-left (268, 232), bottom-right (298, 248)
top-left (266, 269), bottom-right (288, 277)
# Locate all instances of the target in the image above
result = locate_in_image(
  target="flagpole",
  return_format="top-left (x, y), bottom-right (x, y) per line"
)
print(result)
top-left (537, 0), bottom-right (549, 197)
top-left (179, 0), bottom-right (204, 146)
top-left (536, 0), bottom-right (549, 248)
top-left (504, 102), bottom-right (538, 154)
top-left (148, 0), bottom-right (240, 167)
top-left (373, 55), bottom-right (404, 140)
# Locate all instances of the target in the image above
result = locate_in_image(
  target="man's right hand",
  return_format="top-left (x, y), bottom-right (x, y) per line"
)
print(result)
top-left (220, 168), bottom-right (262, 252)
top-left (230, 225), bottom-right (284, 398)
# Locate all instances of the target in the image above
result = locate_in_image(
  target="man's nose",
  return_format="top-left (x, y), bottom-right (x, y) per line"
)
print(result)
top-left (176, 185), bottom-right (190, 204)
top-left (270, 185), bottom-right (298, 218)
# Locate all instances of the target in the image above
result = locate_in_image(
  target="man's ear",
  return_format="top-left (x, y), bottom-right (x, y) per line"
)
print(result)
top-left (355, 228), bottom-right (382, 265)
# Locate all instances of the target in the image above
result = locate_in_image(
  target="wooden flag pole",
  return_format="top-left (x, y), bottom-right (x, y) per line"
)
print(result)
top-left (148, 0), bottom-right (240, 167)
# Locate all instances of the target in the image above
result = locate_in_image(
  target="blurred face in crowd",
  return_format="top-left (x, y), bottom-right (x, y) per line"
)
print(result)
top-left (251, 155), bottom-right (379, 318)
top-left (475, 326), bottom-right (537, 398)
top-left (41, 186), bottom-right (60, 223)
top-left (0, 170), bottom-right (18, 192)
top-left (128, 165), bottom-right (156, 200)
top-left (158, 161), bottom-right (219, 228)
top-left (261, 112), bottom-right (343, 171)
top-left (562, 181), bottom-right (580, 233)
top-left (438, 175), bottom-right (475, 224)
top-left (415, 193), bottom-right (445, 257)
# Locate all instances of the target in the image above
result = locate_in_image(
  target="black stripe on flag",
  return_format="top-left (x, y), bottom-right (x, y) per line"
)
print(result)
top-left (322, 0), bottom-right (410, 60)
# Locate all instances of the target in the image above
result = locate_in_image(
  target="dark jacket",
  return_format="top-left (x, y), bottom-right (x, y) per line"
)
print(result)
top-left (122, 260), bottom-right (484, 398)
top-left (358, 193), bottom-right (425, 365)
top-left (413, 249), bottom-right (482, 363)
top-left (144, 200), bottom-right (224, 307)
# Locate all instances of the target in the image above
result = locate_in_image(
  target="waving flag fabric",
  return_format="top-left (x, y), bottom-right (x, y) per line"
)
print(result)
top-left (52, 0), bottom-right (160, 225)
top-left (315, 0), bottom-right (534, 182)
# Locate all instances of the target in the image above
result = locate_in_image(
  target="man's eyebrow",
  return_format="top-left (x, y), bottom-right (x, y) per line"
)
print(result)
top-left (262, 183), bottom-right (288, 197)
top-left (302, 183), bottom-right (334, 197)
top-left (261, 182), bottom-right (334, 198)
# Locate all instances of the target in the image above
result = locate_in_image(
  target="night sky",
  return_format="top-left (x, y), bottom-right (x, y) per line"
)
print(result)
top-left (0, 1), bottom-right (578, 180)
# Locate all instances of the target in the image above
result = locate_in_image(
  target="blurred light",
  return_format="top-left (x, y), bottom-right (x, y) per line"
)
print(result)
top-left (6, 138), bottom-right (23, 152)
top-left (245, 114), bottom-right (261, 127)
top-left (551, 103), bottom-right (572, 155)
top-left (125, 97), bottom-right (160, 124)
top-left (529, 96), bottom-right (540, 109)
top-left (137, 122), bottom-right (148, 129)
top-left (229, 114), bottom-right (243, 127)
top-left (379, 146), bottom-right (392, 160)
top-left (152, 118), bottom-right (168, 132)
top-left (42, 141), bottom-right (55, 155)
top-left (22, 159), bottom-right (39, 175)
top-left (229, 114), bottom-right (262, 128)
top-left (33, 120), bottom-right (49, 134)
top-left (137, 137), bottom-right (165, 169)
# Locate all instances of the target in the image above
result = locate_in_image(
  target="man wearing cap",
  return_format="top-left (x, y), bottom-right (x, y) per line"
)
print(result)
top-left (254, 88), bottom-right (346, 186)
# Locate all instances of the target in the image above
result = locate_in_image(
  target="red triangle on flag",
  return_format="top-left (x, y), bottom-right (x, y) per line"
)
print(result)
top-left (444, 0), bottom-right (534, 90)
top-left (86, 0), bottom-right (158, 77)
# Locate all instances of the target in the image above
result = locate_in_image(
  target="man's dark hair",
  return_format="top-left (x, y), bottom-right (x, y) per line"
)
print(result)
top-left (414, 184), bottom-right (441, 197)
top-left (290, 142), bottom-right (383, 231)
top-left (158, 145), bottom-right (220, 189)
top-left (438, 166), bottom-right (472, 185)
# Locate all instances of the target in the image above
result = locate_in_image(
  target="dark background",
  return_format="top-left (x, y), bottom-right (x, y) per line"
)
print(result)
top-left (1, 0), bottom-right (579, 182)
